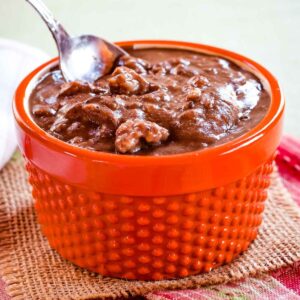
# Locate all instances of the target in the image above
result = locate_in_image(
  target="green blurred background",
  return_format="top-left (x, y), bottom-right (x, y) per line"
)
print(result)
top-left (0, 0), bottom-right (299, 135)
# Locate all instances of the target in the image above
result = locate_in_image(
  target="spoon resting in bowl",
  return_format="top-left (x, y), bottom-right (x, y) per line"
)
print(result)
top-left (26, 0), bottom-right (128, 83)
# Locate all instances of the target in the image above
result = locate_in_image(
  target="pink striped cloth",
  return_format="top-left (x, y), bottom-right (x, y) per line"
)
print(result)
top-left (1, 135), bottom-right (300, 299)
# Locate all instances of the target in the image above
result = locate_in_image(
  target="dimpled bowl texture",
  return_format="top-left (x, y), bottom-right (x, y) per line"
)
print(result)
top-left (13, 40), bottom-right (284, 281)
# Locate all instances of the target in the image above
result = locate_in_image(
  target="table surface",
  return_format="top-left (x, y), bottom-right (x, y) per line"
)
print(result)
top-left (1, 0), bottom-right (299, 136)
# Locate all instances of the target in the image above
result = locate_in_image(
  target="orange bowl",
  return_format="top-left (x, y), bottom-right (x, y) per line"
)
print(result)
top-left (13, 40), bottom-right (284, 280)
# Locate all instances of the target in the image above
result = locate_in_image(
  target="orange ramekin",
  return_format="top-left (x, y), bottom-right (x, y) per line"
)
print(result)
top-left (13, 40), bottom-right (284, 280)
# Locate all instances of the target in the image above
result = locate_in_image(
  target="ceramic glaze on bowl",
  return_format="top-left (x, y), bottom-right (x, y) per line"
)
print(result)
top-left (13, 40), bottom-right (284, 280)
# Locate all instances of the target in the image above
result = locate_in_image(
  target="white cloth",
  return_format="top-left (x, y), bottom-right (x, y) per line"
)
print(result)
top-left (0, 38), bottom-right (49, 170)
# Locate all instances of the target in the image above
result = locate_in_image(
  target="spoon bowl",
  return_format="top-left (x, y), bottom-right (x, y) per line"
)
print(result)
top-left (60, 35), bottom-right (126, 83)
top-left (26, 0), bottom-right (127, 83)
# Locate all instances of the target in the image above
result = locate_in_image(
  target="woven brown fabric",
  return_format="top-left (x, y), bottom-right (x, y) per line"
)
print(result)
top-left (0, 158), bottom-right (300, 300)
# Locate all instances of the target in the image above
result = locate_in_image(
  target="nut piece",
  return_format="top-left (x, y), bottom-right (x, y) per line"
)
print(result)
top-left (108, 67), bottom-right (151, 95)
top-left (115, 119), bottom-right (169, 153)
top-left (186, 88), bottom-right (202, 102)
top-left (118, 55), bottom-right (151, 74)
top-left (188, 75), bottom-right (210, 88)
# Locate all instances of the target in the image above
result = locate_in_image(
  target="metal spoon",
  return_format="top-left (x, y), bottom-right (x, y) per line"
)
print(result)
top-left (26, 0), bottom-right (128, 83)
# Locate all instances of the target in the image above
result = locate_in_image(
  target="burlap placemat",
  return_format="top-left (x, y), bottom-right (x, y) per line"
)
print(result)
top-left (0, 158), bottom-right (300, 300)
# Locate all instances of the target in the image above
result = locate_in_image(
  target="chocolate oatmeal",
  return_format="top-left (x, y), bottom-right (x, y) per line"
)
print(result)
top-left (29, 48), bottom-right (270, 155)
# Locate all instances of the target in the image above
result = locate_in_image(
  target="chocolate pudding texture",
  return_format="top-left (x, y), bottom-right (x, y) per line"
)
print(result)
top-left (29, 47), bottom-right (270, 155)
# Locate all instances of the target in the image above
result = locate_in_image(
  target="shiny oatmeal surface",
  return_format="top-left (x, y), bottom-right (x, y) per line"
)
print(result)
top-left (29, 48), bottom-right (270, 155)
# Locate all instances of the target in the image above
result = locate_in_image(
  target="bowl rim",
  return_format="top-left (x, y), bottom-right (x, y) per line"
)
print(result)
top-left (13, 39), bottom-right (284, 166)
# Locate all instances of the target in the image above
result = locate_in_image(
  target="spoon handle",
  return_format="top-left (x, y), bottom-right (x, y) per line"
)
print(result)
top-left (26, 0), bottom-right (70, 47)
